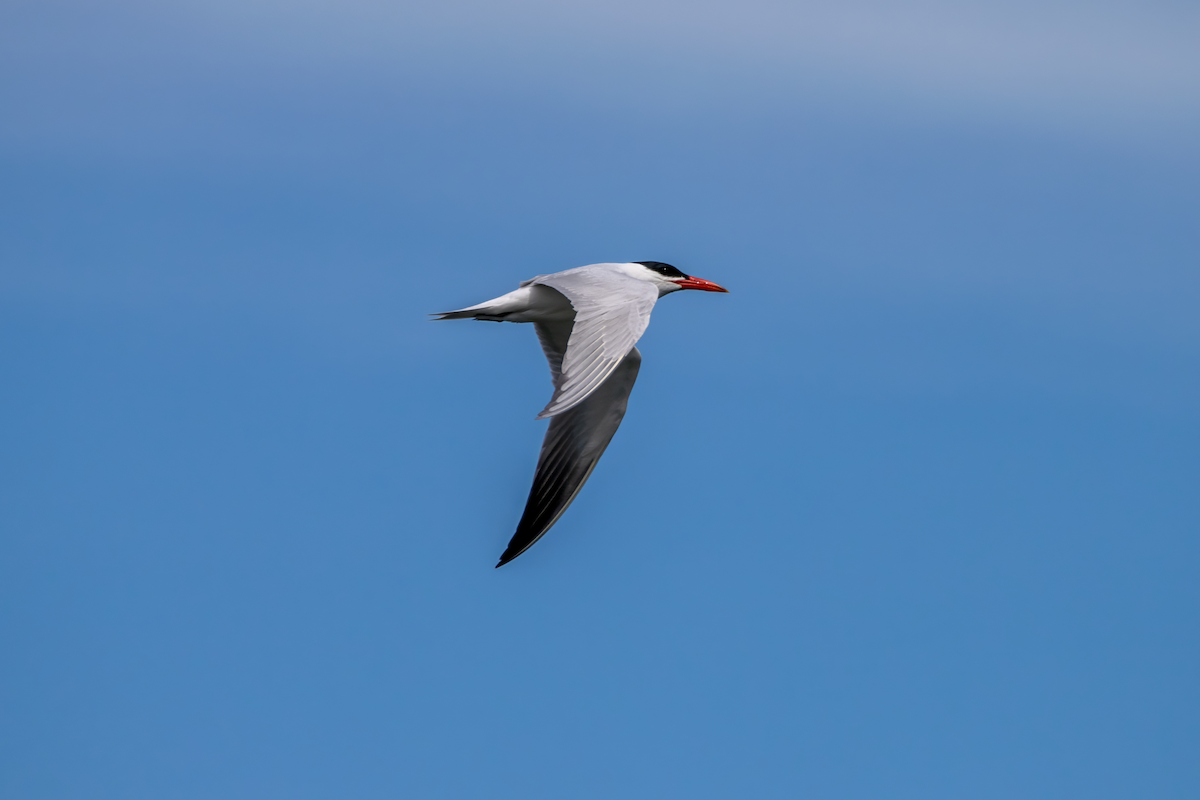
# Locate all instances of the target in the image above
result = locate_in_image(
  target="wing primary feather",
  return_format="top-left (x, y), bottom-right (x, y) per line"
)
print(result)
top-left (496, 348), bottom-right (642, 567)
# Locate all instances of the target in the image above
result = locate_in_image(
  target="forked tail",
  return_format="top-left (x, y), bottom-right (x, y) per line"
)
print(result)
top-left (430, 309), bottom-right (484, 320)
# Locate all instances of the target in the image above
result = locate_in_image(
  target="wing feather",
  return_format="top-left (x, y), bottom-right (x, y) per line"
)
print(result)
top-left (496, 347), bottom-right (642, 567)
top-left (530, 266), bottom-right (658, 419)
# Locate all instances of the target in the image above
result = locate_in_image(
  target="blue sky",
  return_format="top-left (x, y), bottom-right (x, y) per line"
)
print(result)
top-left (1, 1), bottom-right (1198, 798)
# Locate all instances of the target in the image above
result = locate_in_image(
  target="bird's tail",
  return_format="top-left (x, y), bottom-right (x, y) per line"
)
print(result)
top-left (430, 309), bottom-right (484, 320)
top-left (430, 286), bottom-right (537, 322)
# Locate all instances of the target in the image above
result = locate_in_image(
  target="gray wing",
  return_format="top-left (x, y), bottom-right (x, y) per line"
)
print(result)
top-left (496, 338), bottom-right (642, 567)
top-left (529, 267), bottom-right (657, 419)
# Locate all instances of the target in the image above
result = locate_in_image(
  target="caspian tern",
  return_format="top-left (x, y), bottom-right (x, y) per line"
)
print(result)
top-left (435, 261), bottom-right (729, 567)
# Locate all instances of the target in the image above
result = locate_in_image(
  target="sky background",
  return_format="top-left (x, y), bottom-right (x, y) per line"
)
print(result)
top-left (2, 1), bottom-right (1198, 797)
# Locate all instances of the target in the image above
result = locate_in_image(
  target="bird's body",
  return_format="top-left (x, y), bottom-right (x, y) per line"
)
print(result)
top-left (435, 261), bottom-right (727, 566)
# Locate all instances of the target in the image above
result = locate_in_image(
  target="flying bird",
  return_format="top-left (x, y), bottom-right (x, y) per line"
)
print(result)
top-left (434, 261), bottom-right (729, 567)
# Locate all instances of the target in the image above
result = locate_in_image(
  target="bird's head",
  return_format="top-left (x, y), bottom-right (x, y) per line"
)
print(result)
top-left (628, 261), bottom-right (729, 296)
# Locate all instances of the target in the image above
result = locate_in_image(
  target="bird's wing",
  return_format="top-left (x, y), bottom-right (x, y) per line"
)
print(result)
top-left (533, 315), bottom-right (570, 393)
top-left (497, 346), bottom-right (642, 567)
top-left (529, 267), bottom-right (658, 419)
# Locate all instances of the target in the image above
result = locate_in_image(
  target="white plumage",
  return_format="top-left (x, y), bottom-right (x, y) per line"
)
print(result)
top-left (435, 261), bottom-right (728, 566)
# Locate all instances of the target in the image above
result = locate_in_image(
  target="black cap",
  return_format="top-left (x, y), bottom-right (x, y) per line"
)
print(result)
top-left (634, 261), bottom-right (689, 279)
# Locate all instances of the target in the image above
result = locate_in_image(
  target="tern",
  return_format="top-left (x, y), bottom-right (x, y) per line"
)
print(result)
top-left (435, 261), bottom-right (729, 567)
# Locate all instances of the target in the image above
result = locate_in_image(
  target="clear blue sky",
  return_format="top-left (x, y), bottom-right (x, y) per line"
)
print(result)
top-left (2, 2), bottom-right (1197, 798)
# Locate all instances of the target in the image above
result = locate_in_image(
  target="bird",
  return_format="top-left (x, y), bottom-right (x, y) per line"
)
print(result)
top-left (434, 261), bottom-right (729, 567)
